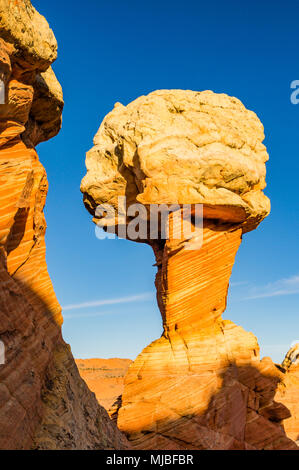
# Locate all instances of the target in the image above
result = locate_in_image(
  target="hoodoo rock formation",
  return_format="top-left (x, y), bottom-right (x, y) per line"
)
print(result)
top-left (81, 90), bottom-right (298, 449)
top-left (0, 1), bottom-right (128, 450)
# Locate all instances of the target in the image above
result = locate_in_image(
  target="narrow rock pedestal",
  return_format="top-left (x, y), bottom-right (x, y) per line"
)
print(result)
top-left (117, 219), bottom-right (297, 450)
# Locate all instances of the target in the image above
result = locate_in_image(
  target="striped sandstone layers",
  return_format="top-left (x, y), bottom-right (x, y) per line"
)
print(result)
top-left (0, 1), bottom-right (128, 449)
top-left (117, 220), bottom-right (296, 449)
top-left (275, 345), bottom-right (299, 444)
top-left (81, 90), bottom-right (297, 449)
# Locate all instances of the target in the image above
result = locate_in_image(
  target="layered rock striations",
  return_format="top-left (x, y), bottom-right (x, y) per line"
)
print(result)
top-left (81, 90), bottom-right (297, 449)
top-left (0, 1), bottom-right (128, 450)
top-left (81, 89), bottom-right (270, 232)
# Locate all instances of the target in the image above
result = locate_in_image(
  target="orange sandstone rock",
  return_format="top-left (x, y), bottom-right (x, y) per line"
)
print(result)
top-left (82, 90), bottom-right (297, 449)
top-left (76, 358), bottom-right (132, 413)
top-left (117, 220), bottom-right (296, 449)
top-left (0, 1), bottom-right (128, 450)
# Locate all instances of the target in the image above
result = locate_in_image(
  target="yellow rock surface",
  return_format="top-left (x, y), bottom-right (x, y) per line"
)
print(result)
top-left (0, 0), bottom-right (57, 70)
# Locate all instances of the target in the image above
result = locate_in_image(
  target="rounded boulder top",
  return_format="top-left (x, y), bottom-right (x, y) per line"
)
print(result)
top-left (81, 89), bottom-right (270, 233)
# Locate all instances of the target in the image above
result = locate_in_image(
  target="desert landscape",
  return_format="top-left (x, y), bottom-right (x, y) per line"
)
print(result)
top-left (76, 358), bottom-right (132, 414)
top-left (0, 0), bottom-right (298, 453)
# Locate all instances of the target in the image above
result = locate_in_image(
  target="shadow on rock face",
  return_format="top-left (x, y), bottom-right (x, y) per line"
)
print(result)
top-left (0, 225), bottom-right (130, 450)
top-left (117, 359), bottom-right (297, 450)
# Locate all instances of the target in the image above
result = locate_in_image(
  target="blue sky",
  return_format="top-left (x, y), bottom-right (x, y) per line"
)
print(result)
top-left (34, 0), bottom-right (299, 362)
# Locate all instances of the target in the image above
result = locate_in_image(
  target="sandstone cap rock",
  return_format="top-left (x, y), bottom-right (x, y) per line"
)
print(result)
top-left (0, 1), bottom-right (63, 146)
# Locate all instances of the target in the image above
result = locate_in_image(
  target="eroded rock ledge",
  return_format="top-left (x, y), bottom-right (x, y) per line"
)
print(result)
top-left (0, 1), bottom-right (128, 450)
top-left (81, 90), bottom-right (298, 449)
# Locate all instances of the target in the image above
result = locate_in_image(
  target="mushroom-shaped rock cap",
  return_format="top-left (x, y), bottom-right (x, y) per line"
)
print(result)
top-left (81, 90), bottom-right (270, 233)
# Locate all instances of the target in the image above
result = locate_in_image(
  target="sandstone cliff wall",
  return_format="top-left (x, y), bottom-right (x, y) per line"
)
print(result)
top-left (0, 0), bottom-right (128, 450)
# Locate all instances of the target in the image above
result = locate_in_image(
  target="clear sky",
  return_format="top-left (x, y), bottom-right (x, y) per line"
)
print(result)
top-left (34, 0), bottom-right (299, 363)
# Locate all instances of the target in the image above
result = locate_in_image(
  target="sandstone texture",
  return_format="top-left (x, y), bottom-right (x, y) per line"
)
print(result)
top-left (82, 90), bottom-right (297, 449)
top-left (0, 1), bottom-right (128, 450)
top-left (275, 345), bottom-right (299, 444)
top-left (76, 358), bottom-right (132, 413)
top-left (81, 89), bottom-right (271, 233)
